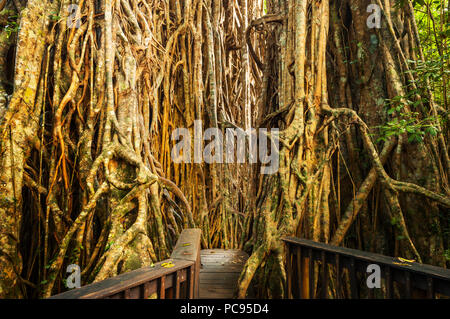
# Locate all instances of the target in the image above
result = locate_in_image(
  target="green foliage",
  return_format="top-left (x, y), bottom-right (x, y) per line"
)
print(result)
top-left (444, 249), bottom-right (450, 261)
top-left (3, 18), bottom-right (19, 39)
top-left (69, 243), bottom-right (84, 264)
top-left (390, 216), bottom-right (400, 227)
top-left (414, 1), bottom-right (449, 109)
top-left (377, 102), bottom-right (439, 144)
top-left (395, 0), bottom-right (426, 7)
top-left (406, 56), bottom-right (449, 90)
top-left (49, 11), bottom-right (61, 22)
top-left (104, 241), bottom-right (114, 252)
top-left (376, 30), bottom-right (447, 144)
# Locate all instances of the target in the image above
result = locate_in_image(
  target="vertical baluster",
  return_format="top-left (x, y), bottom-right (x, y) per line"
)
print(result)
top-left (404, 272), bottom-right (411, 299)
top-left (368, 287), bottom-right (374, 299)
top-left (296, 246), bottom-right (302, 299)
top-left (385, 266), bottom-right (392, 299)
top-left (174, 270), bottom-right (181, 299)
top-left (335, 254), bottom-right (341, 299)
top-left (159, 275), bottom-right (166, 299)
top-left (349, 258), bottom-right (358, 299)
top-left (426, 277), bottom-right (434, 299)
top-left (321, 251), bottom-right (328, 299)
top-left (142, 282), bottom-right (150, 299)
top-left (308, 248), bottom-right (314, 299)
top-left (187, 265), bottom-right (195, 299)
top-left (195, 251), bottom-right (200, 298)
top-left (123, 288), bottom-right (130, 299)
top-left (368, 261), bottom-right (374, 299)
top-left (287, 244), bottom-right (292, 299)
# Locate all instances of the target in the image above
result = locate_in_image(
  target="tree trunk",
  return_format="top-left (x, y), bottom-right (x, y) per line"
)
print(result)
top-left (0, 0), bottom-right (448, 299)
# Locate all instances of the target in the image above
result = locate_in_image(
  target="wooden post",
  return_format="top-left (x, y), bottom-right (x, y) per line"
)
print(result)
top-left (426, 277), bottom-right (434, 299)
top-left (321, 251), bottom-right (328, 299)
top-left (302, 249), bottom-right (310, 298)
top-left (286, 243), bottom-right (292, 298)
top-left (335, 254), bottom-right (341, 298)
top-left (349, 258), bottom-right (357, 299)
top-left (159, 275), bottom-right (166, 299)
top-left (308, 248), bottom-right (314, 299)
top-left (296, 247), bottom-right (302, 298)
top-left (385, 266), bottom-right (393, 299)
top-left (188, 265), bottom-right (195, 298)
top-left (404, 272), bottom-right (411, 299)
top-left (174, 271), bottom-right (181, 299)
top-left (171, 228), bottom-right (202, 299)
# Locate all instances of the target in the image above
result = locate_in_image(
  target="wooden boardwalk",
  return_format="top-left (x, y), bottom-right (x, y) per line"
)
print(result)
top-left (48, 229), bottom-right (450, 299)
top-left (199, 249), bottom-right (252, 299)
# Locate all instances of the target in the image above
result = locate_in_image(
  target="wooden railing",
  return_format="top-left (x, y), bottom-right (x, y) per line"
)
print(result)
top-left (50, 228), bottom-right (201, 299)
top-left (283, 236), bottom-right (450, 299)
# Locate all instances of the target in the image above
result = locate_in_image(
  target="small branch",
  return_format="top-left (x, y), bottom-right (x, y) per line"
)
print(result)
top-left (246, 14), bottom-right (284, 71)
top-left (328, 107), bottom-right (450, 207)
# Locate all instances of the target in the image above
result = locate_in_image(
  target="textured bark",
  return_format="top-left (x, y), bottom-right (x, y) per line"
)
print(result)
top-left (237, 0), bottom-right (449, 298)
top-left (0, 0), bottom-right (54, 298)
top-left (0, 0), bottom-right (448, 299)
top-left (0, 0), bottom-right (264, 298)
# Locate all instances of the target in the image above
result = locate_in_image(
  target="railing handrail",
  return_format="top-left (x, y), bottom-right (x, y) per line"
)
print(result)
top-left (170, 228), bottom-right (201, 298)
top-left (50, 228), bottom-right (202, 299)
top-left (283, 236), bottom-right (450, 282)
top-left (282, 236), bottom-right (450, 298)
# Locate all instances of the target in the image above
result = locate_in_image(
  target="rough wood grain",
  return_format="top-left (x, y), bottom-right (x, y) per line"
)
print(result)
top-left (199, 249), bottom-right (254, 299)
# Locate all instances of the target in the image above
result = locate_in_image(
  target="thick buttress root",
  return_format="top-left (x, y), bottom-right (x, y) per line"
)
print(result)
top-left (237, 0), bottom-right (449, 298)
top-left (0, 0), bottom-right (448, 299)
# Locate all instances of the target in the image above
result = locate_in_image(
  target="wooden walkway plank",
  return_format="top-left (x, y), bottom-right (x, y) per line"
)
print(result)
top-left (199, 249), bottom-right (254, 299)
